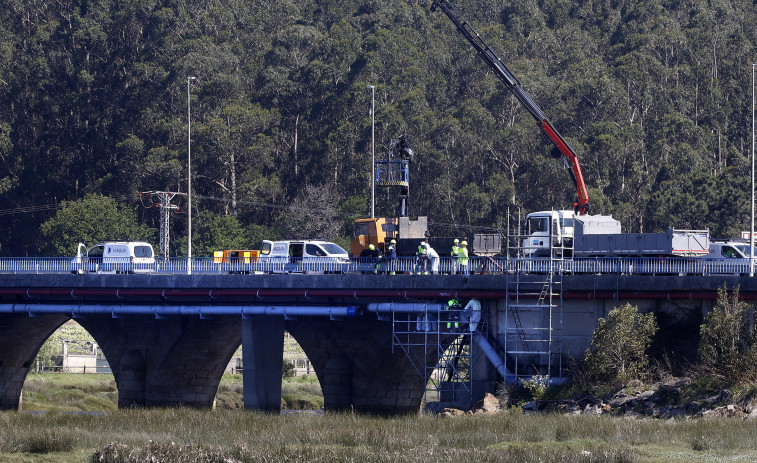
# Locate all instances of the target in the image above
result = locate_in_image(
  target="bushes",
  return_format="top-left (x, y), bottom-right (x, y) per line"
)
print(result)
top-left (697, 286), bottom-right (757, 385)
top-left (581, 303), bottom-right (658, 389)
top-left (576, 286), bottom-right (757, 394)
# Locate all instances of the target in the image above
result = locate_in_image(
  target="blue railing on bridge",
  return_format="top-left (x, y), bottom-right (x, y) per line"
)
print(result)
top-left (0, 256), bottom-right (754, 276)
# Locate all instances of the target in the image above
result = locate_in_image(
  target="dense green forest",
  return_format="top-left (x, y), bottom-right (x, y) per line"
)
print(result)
top-left (1, 0), bottom-right (757, 256)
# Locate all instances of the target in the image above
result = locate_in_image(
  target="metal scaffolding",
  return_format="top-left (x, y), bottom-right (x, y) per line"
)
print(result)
top-left (505, 219), bottom-right (565, 381)
top-left (388, 303), bottom-right (486, 406)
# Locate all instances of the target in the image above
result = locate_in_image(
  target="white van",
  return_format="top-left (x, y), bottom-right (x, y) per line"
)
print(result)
top-left (697, 241), bottom-right (757, 275)
top-left (259, 240), bottom-right (350, 273)
top-left (74, 241), bottom-right (156, 274)
top-left (704, 241), bottom-right (751, 259)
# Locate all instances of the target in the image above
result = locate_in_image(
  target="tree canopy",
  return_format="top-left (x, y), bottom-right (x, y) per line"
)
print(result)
top-left (2, 0), bottom-right (757, 255)
top-left (39, 194), bottom-right (155, 256)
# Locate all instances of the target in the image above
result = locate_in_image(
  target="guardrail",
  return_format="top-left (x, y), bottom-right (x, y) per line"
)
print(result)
top-left (0, 256), bottom-right (755, 276)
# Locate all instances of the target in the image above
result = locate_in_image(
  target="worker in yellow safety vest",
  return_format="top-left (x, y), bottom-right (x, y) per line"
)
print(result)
top-left (445, 298), bottom-right (461, 332)
top-left (451, 238), bottom-right (460, 274)
top-left (458, 240), bottom-right (469, 274)
top-left (386, 239), bottom-right (397, 274)
top-left (369, 243), bottom-right (383, 274)
top-left (416, 241), bottom-right (429, 274)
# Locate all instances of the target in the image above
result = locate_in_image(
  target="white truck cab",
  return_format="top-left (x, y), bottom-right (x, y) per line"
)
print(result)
top-left (259, 240), bottom-right (350, 273)
top-left (698, 240), bottom-right (757, 275)
top-left (522, 210), bottom-right (577, 257)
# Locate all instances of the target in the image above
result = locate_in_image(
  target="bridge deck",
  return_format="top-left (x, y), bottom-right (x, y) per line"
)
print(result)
top-left (0, 272), bottom-right (755, 307)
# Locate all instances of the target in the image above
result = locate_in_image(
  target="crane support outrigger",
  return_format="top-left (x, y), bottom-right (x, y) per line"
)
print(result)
top-left (430, 0), bottom-right (590, 215)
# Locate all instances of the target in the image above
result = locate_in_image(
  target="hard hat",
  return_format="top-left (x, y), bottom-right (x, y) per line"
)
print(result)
top-left (390, 239), bottom-right (396, 244)
top-left (461, 240), bottom-right (467, 245)
top-left (369, 244), bottom-right (375, 250)
top-left (454, 239), bottom-right (459, 243)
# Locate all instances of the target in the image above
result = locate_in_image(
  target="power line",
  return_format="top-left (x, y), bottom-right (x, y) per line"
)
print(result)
top-left (0, 194), bottom-right (138, 217)
top-left (0, 193), bottom-right (505, 235)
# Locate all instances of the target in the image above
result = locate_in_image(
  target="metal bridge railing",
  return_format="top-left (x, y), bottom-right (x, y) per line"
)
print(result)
top-left (0, 256), bottom-right (754, 276)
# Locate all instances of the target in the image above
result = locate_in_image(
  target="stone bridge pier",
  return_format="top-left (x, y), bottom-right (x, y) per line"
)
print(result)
top-left (287, 315), bottom-right (452, 414)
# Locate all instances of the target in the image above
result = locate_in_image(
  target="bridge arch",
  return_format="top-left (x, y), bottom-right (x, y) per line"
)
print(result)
top-left (0, 313), bottom-right (247, 411)
top-left (77, 315), bottom-right (241, 408)
top-left (0, 314), bottom-right (70, 410)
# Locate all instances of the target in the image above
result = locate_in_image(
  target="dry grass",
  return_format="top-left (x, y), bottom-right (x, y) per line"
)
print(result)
top-left (2, 408), bottom-right (757, 462)
top-left (11, 373), bottom-right (757, 462)
top-left (22, 373), bottom-right (119, 413)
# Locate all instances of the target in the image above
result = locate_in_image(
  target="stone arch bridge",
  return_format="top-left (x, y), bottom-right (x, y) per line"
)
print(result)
top-left (0, 272), bottom-right (754, 413)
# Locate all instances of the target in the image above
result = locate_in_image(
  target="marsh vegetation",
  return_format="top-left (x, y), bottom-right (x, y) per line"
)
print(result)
top-left (3, 405), bottom-right (757, 462)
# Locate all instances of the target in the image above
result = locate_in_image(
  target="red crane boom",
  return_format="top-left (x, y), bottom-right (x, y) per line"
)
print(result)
top-left (430, 0), bottom-right (590, 214)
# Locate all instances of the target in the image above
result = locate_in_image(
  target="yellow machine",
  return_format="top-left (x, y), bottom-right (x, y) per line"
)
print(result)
top-left (351, 216), bottom-right (428, 257)
top-left (213, 250), bottom-right (260, 264)
top-left (351, 218), bottom-right (396, 256)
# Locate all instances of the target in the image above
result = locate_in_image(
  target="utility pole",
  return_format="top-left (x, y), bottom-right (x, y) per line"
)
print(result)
top-left (367, 84), bottom-right (375, 218)
top-left (139, 191), bottom-right (186, 260)
top-left (187, 76), bottom-right (197, 274)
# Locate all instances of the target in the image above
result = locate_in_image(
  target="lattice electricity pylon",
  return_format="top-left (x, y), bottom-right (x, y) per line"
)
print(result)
top-left (139, 191), bottom-right (186, 259)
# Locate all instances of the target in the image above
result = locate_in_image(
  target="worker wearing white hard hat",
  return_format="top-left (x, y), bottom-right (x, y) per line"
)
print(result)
top-left (386, 239), bottom-right (397, 275)
top-left (424, 241), bottom-right (440, 275)
top-left (451, 239), bottom-right (460, 274)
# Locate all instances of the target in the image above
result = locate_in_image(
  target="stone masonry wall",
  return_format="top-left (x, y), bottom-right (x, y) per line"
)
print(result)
top-left (288, 314), bottom-right (455, 414)
top-left (79, 315), bottom-right (241, 407)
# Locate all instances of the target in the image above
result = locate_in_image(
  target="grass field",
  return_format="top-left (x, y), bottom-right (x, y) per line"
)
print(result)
top-left (4, 374), bottom-right (757, 462)
top-left (2, 406), bottom-right (757, 462)
top-left (21, 372), bottom-right (323, 412)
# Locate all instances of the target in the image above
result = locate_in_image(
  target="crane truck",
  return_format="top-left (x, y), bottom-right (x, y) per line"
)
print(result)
top-left (429, 1), bottom-right (712, 259)
top-left (523, 210), bottom-right (710, 258)
top-left (429, 0), bottom-right (590, 215)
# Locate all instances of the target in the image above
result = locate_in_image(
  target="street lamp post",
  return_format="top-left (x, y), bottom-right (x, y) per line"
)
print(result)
top-left (749, 64), bottom-right (757, 277)
top-left (367, 84), bottom-right (375, 219)
top-left (187, 76), bottom-right (196, 274)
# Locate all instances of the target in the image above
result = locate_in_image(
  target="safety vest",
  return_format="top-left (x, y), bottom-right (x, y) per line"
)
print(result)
top-left (417, 244), bottom-right (427, 256)
top-left (458, 247), bottom-right (469, 265)
top-left (446, 299), bottom-right (460, 329)
top-left (451, 245), bottom-right (459, 257)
